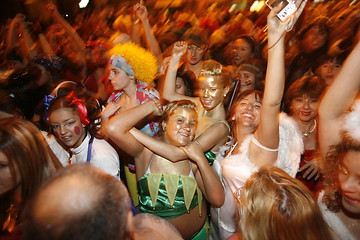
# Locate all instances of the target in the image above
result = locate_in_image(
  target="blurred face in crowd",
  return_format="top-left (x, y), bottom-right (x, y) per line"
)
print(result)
top-left (234, 68), bottom-right (256, 91)
top-left (0, 152), bottom-right (20, 196)
top-left (232, 92), bottom-right (261, 129)
top-left (49, 108), bottom-right (86, 149)
top-left (108, 65), bottom-right (133, 91)
top-left (290, 94), bottom-right (319, 123)
top-left (231, 39), bottom-right (253, 66)
top-left (315, 59), bottom-right (341, 86)
top-left (176, 77), bottom-right (187, 95)
top-left (186, 44), bottom-right (206, 65)
top-left (338, 151), bottom-right (360, 214)
top-left (302, 25), bottom-right (328, 53)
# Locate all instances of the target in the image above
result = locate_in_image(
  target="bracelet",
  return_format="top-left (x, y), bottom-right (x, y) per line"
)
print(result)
top-left (152, 99), bottom-right (162, 112)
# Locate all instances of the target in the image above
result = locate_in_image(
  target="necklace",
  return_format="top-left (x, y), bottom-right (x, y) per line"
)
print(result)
top-left (299, 118), bottom-right (317, 137)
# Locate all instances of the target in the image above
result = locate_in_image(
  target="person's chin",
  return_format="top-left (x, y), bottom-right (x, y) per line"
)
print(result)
top-left (342, 196), bottom-right (360, 215)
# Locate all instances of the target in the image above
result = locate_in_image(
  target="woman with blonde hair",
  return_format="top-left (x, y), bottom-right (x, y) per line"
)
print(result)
top-left (235, 165), bottom-right (333, 240)
top-left (104, 99), bottom-right (224, 239)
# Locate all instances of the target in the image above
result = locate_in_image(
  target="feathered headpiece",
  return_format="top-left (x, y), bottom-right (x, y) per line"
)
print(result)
top-left (343, 100), bottom-right (360, 142)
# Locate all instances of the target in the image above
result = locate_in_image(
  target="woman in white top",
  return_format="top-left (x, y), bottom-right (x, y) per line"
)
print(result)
top-left (213, 2), bottom-right (307, 239)
top-left (317, 37), bottom-right (360, 239)
top-left (46, 91), bottom-right (120, 179)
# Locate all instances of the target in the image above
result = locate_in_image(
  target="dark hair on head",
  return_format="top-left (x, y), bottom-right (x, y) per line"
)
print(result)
top-left (322, 135), bottom-right (360, 213)
top-left (228, 89), bottom-right (263, 122)
top-left (237, 35), bottom-right (256, 54)
top-left (46, 92), bottom-right (101, 138)
top-left (176, 69), bottom-right (196, 97)
top-left (310, 53), bottom-right (347, 73)
top-left (299, 17), bottom-right (331, 40)
top-left (283, 76), bottom-right (326, 114)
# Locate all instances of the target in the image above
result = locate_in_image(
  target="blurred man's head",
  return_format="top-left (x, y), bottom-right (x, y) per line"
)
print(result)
top-left (23, 164), bottom-right (133, 240)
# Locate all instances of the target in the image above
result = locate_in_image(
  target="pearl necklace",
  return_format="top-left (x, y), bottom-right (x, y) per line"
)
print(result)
top-left (299, 118), bottom-right (317, 137)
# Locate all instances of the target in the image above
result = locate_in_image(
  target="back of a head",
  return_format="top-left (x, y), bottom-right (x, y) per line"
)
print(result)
top-left (23, 164), bottom-right (131, 240)
top-left (238, 165), bottom-right (333, 240)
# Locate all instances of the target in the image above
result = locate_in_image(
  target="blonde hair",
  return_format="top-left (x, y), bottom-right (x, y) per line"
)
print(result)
top-left (199, 59), bottom-right (231, 87)
top-left (238, 165), bottom-right (333, 240)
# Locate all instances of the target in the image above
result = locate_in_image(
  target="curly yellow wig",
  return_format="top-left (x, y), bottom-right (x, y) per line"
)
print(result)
top-left (108, 42), bottom-right (158, 86)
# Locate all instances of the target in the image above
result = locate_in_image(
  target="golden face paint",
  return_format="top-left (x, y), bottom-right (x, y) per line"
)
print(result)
top-left (198, 76), bottom-right (227, 111)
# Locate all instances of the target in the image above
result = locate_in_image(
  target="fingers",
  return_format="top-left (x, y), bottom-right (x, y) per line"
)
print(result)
top-left (298, 161), bottom-right (311, 172)
top-left (306, 168), bottom-right (317, 180)
top-left (315, 172), bottom-right (321, 181)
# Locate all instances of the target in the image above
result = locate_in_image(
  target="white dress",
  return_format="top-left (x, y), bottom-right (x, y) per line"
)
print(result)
top-left (211, 113), bottom-right (303, 240)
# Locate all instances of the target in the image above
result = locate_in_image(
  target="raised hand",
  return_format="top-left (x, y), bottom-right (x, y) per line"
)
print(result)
top-left (46, 3), bottom-right (57, 14)
top-left (267, 0), bottom-right (307, 36)
top-left (134, 0), bottom-right (148, 22)
top-left (172, 41), bottom-right (187, 59)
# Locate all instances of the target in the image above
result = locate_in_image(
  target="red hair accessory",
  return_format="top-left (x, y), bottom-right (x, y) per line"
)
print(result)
top-left (67, 91), bottom-right (90, 125)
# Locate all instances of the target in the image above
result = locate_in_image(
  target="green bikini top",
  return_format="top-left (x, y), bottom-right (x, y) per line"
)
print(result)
top-left (137, 159), bottom-right (203, 219)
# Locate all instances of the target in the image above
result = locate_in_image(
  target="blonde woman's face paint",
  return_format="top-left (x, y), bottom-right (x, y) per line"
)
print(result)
top-left (198, 76), bottom-right (228, 111)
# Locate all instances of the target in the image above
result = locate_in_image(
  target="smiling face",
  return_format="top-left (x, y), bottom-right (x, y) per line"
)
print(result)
top-left (108, 65), bottom-right (132, 91)
top-left (232, 92), bottom-right (261, 129)
top-left (302, 25), bottom-right (328, 53)
top-left (290, 94), bottom-right (319, 123)
top-left (338, 151), bottom-right (360, 214)
top-left (231, 39), bottom-right (253, 66)
top-left (163, 107), bottom-right (197, 147)
top-left (0, 151), bottom-right (20, 196)
top-left (198, 76), bottom-right (228, 111)
top-left (49, 108), bottom-right (86, 148)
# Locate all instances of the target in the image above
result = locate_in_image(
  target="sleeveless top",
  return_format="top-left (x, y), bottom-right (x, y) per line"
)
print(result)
top-left (137, 156), bottom-right (203, 219)
top-left (212, 113), bottom-right (303, 239)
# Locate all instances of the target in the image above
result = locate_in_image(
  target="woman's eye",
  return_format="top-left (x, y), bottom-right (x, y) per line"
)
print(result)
top-left (254, 104), bottom-right (261, 109)
top-left (65, 121), bottom-right (75, 126)
top-left (295, 98), bottom-right (303, 102)
top-left (51, 124), bottom-right (59, 129)
top-left (0, 164), bottom-right (8, 169)
top-left (311, 99), bottom-right (318, 103)
top-left (177, 119), bottom-right (183, 123)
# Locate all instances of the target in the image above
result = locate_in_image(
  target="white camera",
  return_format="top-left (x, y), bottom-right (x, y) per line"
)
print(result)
top-left (266, 0), bottom-right (297, 22)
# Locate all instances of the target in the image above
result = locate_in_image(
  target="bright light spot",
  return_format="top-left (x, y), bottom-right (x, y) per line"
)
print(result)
top-left (250, 1), bottom-right (265, 12)
top-left (79, 0), bottom-right (89, 8)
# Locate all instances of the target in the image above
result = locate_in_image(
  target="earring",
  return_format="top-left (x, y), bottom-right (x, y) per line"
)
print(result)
top-left (163, 126), bottom-right (167, 131)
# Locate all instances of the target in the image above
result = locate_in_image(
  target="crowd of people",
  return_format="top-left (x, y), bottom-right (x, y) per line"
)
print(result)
top-left (0, 0), bottom-right (360, 239)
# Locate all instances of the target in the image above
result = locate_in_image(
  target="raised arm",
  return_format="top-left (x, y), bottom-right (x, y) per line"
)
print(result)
top-left (318, 41), bottom-right (360, 158)
top-left (162, 41), bottom-right (197, 102)
top-left (130, 118), bottom-right (229, 161)
top-left (104, 101), bottom-right (160, 175)
top-left (253, 0), bottom-right (307, 166)
top-left (47, 4), bottom-right (86, 53)
top-left (134, 0), bottom-right (164, 66)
